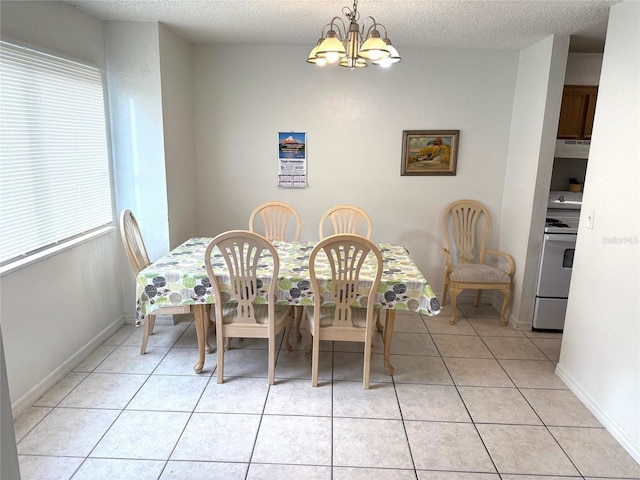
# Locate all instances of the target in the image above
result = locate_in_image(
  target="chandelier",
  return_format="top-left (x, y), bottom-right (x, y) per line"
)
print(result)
top-left (307, 0), bottom-right (401, 69)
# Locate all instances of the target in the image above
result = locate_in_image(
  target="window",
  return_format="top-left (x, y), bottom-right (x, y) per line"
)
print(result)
top-left (0, 40), bottom-right (113, 267)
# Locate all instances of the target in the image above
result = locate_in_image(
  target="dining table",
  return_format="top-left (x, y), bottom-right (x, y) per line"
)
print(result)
top-left (135, 237), bottom-right (441, 375)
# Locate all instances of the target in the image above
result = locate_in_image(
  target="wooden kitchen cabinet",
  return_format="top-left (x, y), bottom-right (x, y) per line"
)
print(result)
top-left (557, 85), bottom-right (598, 139)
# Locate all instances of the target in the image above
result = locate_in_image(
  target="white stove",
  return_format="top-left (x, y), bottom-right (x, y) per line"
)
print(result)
top-left (545, 210), bottom-right (580, 234)
top-left (545, 190), bottom-right (582, 233)
top-left (533, 190), bottom-right (582, 331)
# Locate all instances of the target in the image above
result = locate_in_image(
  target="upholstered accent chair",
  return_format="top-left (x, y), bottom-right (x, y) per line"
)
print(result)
top-left (441, 200), bottom-right (515, 326)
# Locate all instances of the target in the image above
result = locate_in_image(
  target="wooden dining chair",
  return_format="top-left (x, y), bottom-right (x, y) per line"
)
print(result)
top-left (204, 230), bottom-right (291, 385)
top-left (441, 199), bottom-right (515, 326)
top-left (318, 204), bottom-right (373, 240)
top-left (249, 201), bottom-right (302, 349)
top-left (316, 204), bottom-right (385, 334)
top-left (249, 201), bottom-right (301, 241)
top-left (119, 209), bottom-right (191, 354)
top-left (305, 234), bottom-right (383, 389)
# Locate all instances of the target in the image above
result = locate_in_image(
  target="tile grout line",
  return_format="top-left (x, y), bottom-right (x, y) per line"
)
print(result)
top-left (81, 323), bottom-right (188, 477)
top-left (464, 311), bottom-right (586, 478)
top-left (17, 307), bottom-right (634, 479)
top-left (390, 373), bottom-right (420, 479)
top-left (156, 349), bottom-right (220, 480)
top-left (66, 325), bottom-right (150, 479)
top-left (21, 323), bottom-right (147, 479)
top-left (437, 343), bottom-right (502, 477)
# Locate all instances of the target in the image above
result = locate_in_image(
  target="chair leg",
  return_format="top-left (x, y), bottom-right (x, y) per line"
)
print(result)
top-left (311, 331), bottom-right (320, 387)
top-left (205, 304), bottom-right (216, 354)
top-left (216, 322), bottom-right (225, 384)
top-left (224, 337), bottom-right (231, 350)
top-left (203, 307), bottom-right (214, 354)
top-left (140, 314), bottom-right (155, 355)
top-left (475, 290), bottom-right (483, 306)
top-left (294, 306), bottom-right (303, 341)
top-left (206, 304), bottom-right (214, 330)
top-left (442, 274), bottom-right (449, 305)
top-left (304, 313), bottom-right (312, 354)
top-left (362, 330), bottom-right (373, 389)
top-left (375, 310), bottom-right (384, 333)
top-left (268, 331), bottom-right (276, 385)
top-left (500, 287), bottom-right (511, 326)
top-left (449, 287), bottom-right (461, 325)
top-left (283, 312), bottom-right (293, 353)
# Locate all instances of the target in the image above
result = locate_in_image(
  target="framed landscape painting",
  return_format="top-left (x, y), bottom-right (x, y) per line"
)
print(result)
top-left (401, 130), bottom-right (459, 176)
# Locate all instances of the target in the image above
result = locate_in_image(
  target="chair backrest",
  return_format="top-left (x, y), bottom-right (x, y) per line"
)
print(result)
top-left (204, 230), bottom-right (279, 323)
top-left (442, 199), bottom-right (491, 264)
top-left (309, 234), bottom-right (383, 327)
top-left (318, 204), bottom-right (372, 240)
top-left (249, 201), bottom-right (301, 241)
top-left (119, 209), bottom-right (151, 275)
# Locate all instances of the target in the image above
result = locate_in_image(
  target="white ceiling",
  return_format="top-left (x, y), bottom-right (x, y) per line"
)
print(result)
top-left (62, 0), bottom-right (616, 53)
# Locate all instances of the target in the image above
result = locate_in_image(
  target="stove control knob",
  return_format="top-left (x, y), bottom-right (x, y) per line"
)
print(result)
top-left (559, 195), bottom-right (565, 202)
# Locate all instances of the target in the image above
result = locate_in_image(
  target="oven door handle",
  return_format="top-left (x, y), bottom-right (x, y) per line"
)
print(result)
top-left (544, 234), bottom-right (577, 242)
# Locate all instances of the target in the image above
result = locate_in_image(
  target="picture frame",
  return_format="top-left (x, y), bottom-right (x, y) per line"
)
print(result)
top-left (401, 130), bottom-right (459, 176)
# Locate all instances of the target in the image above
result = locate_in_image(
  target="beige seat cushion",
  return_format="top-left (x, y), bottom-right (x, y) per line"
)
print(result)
top-left (221, 304), bottom-right (290, 324)
top-left (306, 306), bottom-right (369, 329)
top-left (449, 263), bottom-right (510, 284)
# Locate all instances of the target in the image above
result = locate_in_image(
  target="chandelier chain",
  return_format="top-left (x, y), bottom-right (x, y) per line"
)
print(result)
top-left (343, 0), bottom-right (360, 24)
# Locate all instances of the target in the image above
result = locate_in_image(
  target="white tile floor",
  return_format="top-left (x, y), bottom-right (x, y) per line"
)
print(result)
top-left (14, 305), bottom-right (640, 480)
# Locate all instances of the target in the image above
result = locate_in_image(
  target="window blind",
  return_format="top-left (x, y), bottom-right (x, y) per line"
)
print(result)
top-left (0, 40), bottom-right (113, 266)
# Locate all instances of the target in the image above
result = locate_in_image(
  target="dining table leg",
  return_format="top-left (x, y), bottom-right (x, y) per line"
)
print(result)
top-left (382, 310), bottom-right (396, 375)
top-left (194, 304), bottom-right (210, 374)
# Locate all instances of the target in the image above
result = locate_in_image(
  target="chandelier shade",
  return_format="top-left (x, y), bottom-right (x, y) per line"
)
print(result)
top-left (372, 40), bottom-right (401, 67)
top-left (306, 39), bottom-right (328, 65)
top-left (307, 0), bottom-right (401, 70)
top-left (358, 29), bottom-right (391, 60)
top-left (315, 30), bottom-right (347, 63)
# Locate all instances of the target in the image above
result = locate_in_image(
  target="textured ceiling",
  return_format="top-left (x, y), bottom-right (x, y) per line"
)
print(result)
top-left (63, 0), bottom-right (616, 52)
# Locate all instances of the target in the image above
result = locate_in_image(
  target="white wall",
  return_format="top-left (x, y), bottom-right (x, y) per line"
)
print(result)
top-left (0, 1), bottom-right (124, 413)
top-left (557, 0), bottom-right (640, 463)
top-left (106, 22), bottom-right (181, 322)
top-left (0, 0), bottom-right (106, 66)
top-left (0, 233), bottom-right (124, 412)
top-left (499, 35), bottom-right (569, 328)
top-left (565, 52), bottom-right (603, 85)
top-left (159, 24), bottom-right (198, 248)
top-left (107, 22), bottom-right (169, 262)
top-left (193, 45), bottom-right (519, 293)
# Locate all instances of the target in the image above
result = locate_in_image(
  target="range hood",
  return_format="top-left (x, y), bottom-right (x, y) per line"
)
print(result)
top-left (555, 139), bottom-right (590, 159)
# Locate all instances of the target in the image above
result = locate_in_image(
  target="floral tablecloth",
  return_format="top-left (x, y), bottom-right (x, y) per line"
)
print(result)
top-left (135, 237), bottom-right (441, 323)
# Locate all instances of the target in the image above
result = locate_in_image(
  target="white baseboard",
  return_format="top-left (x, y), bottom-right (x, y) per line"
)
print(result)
top-left (512, 310), bottom-right (531, 330)
top-left (555, 362), bottom-right (640, 465)
top-left (11, 316), bottom-right (125, 419)
top-left (123, 313), bottom-right (137, 325)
